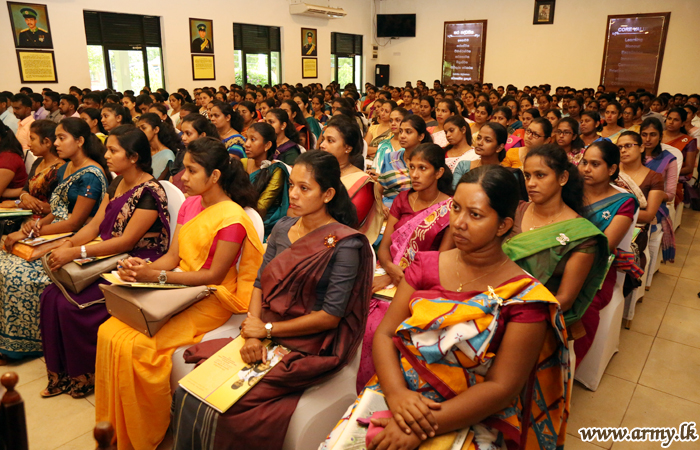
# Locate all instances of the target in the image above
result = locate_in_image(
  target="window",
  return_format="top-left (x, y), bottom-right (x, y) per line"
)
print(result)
top-left (331, 33), bottom-right (362, 89)
top-left (84, 11), bottom-right (165, 91)
top-left (233, 24), bottom-right (281, 86)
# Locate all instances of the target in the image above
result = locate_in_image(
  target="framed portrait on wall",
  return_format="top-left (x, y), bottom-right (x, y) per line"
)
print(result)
top-left (301, 28), bottom-right (317, 56)
top-left (533, 0), bottom-right (555, 25)
top-left (16, 50), bottom-right (57, 83)
top-left (7, 2), bottom-right (53, 48)
top-left (190, 18), bottom-right (214, 53)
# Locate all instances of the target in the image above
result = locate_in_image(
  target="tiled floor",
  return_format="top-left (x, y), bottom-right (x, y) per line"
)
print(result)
top-left (5, 210), bottom-right (700, 449)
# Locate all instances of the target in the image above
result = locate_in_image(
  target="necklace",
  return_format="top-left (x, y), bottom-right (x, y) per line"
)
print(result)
top-left (529, 205), bottom-right (564, 230)
top-left (295, 216), bottom-right (333, 240)
top-left (454, 253), bottom-right (509, 292)
top-left (411, 189), bottom-right (441, 212)
top-left (117, 172), bottom-right (148, 197)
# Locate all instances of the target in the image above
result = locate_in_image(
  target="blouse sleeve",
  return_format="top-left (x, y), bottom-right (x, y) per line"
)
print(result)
top-left (452, 160), bottom-right (471, 189)
top-left (351, 182), bottom-right (375, 226)
top-left (663, 159), bottom-right (678, 202)
top-left (253, 217), bottom-right (289, 289)
top-left (503, 302), bottom-right (550, 324)
top-left (257, 167), bottom-right (284, 216)
top-left (319, 238), bottom-right (362, 317)
top-left (403, 252), bottom-right (425, 290)
top-left (389, 191), bottom-right (407, 219)
top-left (617, 198), bottom-right (637, 219)
top-left (74, 172), bottom-right (105, 201)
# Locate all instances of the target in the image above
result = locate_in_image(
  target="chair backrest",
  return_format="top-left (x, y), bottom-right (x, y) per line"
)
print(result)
top-left (23, 150), bottom-right (36, 176)
top-left (1, 372), bottom-right (28, 450)
top-left (236, 207), bottom-right (264, 271)
top-left (159, 180), bottom-right (186, 244)
top-left (309, 132), bottom-right (318, 151)
top-left (662, 143), bottom-right (684, 178)
top-left (611, 184), bottom-right (639, 252)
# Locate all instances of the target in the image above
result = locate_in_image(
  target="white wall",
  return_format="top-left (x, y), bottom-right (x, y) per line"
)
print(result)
top-left (0, 0), bottom-right (374, 93)
top-left (375, 0), bottom-right (700, 94)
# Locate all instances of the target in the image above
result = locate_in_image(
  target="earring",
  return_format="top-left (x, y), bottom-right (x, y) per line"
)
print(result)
top-left (560, 183), bottom-right (566, 186)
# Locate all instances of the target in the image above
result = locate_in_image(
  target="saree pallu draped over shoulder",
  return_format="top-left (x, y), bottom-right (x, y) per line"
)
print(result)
top-left (171, 223), bottom-right (373, 450)
top-left (323, 275), bottom-right (572, 450)
top-left (502, 218), bottom-right (611, 327)
top-left (95, 200), bottom-right (264, 450)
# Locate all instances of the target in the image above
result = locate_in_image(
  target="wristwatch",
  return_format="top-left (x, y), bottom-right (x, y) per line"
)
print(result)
top-left (80, 245), bottom-right (87, 259)
top-left (265, 322), bottom-right (273, 339)
top-left (14, 199), bottom-right (21, 207)
top-left (158, 270), bottom-right (167, 285)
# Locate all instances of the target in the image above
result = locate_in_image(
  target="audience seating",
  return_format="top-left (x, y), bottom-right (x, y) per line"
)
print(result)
top-left (159, 180), bottom-right (186, 243)
top-left (23, 151), bottom-right (36, 177)
top-left (575, 186), bottom-right (639, 390)
top-left (0, 372), bottom-right (28, 450)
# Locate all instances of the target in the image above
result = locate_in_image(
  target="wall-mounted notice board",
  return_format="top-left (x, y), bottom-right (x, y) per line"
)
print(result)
top-left (442, 20), bottom-right (487, 85)
top-left (600, 13), bottom-right (670, 93)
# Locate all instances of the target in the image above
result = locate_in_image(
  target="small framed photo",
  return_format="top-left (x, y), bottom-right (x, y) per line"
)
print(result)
top-left (533, 0), bottom-right (555, 25)
top-left (7, 2), bottom-right (53, 48)
top-left (16, 49), bottom-right (57, 83)
top-left (302, 58), bottom-right (317, 79)
top-left (189, 18), bottom-right (213, 53)
top-left (192, 55), bottom-right (215, 80)
top-left (301, 28), bottom-right (317, 56)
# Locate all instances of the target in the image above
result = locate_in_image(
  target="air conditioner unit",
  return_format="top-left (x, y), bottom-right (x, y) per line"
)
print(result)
top-left (289, 3), bottom-right (347, 19)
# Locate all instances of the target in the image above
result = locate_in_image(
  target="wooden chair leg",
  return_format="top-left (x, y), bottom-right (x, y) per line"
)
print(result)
top-left (94, 421), bottom-right (116, 450)
top-left (1, 372), bottom-right (29, 450)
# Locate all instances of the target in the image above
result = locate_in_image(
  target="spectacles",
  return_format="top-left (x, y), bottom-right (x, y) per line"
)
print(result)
top-left (525, 129), bottom-right (543, 139)
top-left (554, 129), bottom-right (573, 136)
top-left (618, 143), bottom-right (638, 150)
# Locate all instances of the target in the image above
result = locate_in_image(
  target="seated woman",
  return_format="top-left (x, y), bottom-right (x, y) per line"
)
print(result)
top-left (555, 117), bottom-right (587, 165)
top-left (265, 109), bottom-right (302, 166)
top-left (568, 96), bottom-right (583, 123)
top-left (323, 165), bottom-right (571, 450)
top-left (452, 122), bottom-right (507, 187)
top-left (312, 93), bottom-right (330, 125)
top-left (504, 145), bottom-right (610, 336)
top-left (504, 96), bottom-right (523, 132)
top-left (0, 121), bottom-right (29, 201)
top-left (663, 108), bottom-right (698, 205)
top-left (502, 117), bottom-right (552, 169)
top-left (373, 107), bottom-right (408, 171)
top-left (491, 106), bottom-right (523, 151)
top-left (376, 115), bottom-right (432, 210)
top-left (580, 111), bottom-right (610, 151)
top-left (170, 114), bottom-right (219, 193)
top-left (363, 143), bottom-right (454, 388)
top-left (429, 98), bottom-right (457, 148)
top-left (545, 108), bottom-right (562, 130)
top-left (293, 92), bottom-right (323, 140)
top-left (210, 101), bottom-right (246, 158)
top-left (238, 101), bottom-right (258, 138)
top-left (0, 118), bottom-right (110, 364)
top-left (601, 102), bottom-right (626, 144)
top-left (282, 99), bottom-right (312, 150)
top-left (322, 115), bottom-right (383, 244)
top-left (641, 118), bottom-right (677, 262)
top-left (137, 113), bottom-right (182, 180)
top-left (444, 115), bottom-right (476, 176)
top-left (510, 107), bottom-right (539, 144)
top-left (100, 103), bottom-right (132, 135)
top-left (242, 122), bottom-right (290, 240)
top-left (40, 124), bottom-right (170, 398)
top-left (365, 99), bottom-right (393, 159)
top-left (79, 108), bottom-right (107, 143)
top-left (171, 150), bottom-right (373, 450)
top-left (576, 140), bottom-right (638, 363)
top-left (0, 120), bottom-right (64, 215)
top-left (469, 101), bottom-right (492, 140)
top-left (94, 137), bottom-right (264, 449)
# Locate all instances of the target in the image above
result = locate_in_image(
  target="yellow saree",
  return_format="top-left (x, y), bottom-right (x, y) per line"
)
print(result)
top-left (95, 200), bottom-right (264, 450)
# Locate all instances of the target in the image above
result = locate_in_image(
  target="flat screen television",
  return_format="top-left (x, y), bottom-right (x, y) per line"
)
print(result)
top-left (376, 14), bottom-right (416, 38)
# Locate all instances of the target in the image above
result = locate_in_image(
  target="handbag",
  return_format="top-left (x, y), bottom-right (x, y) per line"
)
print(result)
top-left (41, 252), bottom-right (128, 296)
top-left (100, 284), bottom-right (215, 337)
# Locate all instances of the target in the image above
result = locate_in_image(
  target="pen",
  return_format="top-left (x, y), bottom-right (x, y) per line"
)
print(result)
top-left (27, 218), bottom-right (40, 239)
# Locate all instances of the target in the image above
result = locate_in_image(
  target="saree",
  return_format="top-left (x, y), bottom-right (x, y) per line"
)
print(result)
top-left (171, 223), bottom-right (373, 450)
top-left (665, 134), bottom-right (698, 205)
top-left (324, 274), bottom-right (571, 450)
top-left (0, 165), bottom-right (107, 358)
top-left (575, 193), bottom-right (639, 364)
top-left (503, 217), bottom-right (611, 327)
top-left (26, 158), bottom-right (65, 203)
top-left (373, 139), bottom-right (398, 171)
top-left (369, 124), bottom-right (392, 148)
top-left (358, 197), bottom-right (453, 390)
top-left (342, 171), bottom-right (383, 245)
top-left (376, 149), bottom-right (411, 207)
top-left (40, 180), bottom-right (170, 382)
top-left (645, 150), bottom-right (676, 262)
top-left (222, 133), bottom-right (246, 159)
top-left (246, 159), bottom-right (290, 241)
top-left (94, 200), bottom-right (264, 450)
top-left (273, 140), bottom-right (301, 166)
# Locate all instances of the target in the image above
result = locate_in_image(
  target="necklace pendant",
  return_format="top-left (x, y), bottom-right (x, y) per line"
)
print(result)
top-left (457, 284), bottom-right (463, 293)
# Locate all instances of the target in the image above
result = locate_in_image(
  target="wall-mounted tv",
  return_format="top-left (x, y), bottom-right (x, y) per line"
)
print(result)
top-left (376, 14), bottom-right (416, 38)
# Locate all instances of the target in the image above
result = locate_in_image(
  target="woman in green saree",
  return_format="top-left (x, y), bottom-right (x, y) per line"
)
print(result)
top-left (503, 144), bottom-right (611, 336)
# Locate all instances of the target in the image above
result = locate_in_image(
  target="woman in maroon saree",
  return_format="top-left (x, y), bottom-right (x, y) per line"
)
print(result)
top-left (171, 150), bottom-right (373, 450)
top-left (39, 125), bottom-right (170, 399)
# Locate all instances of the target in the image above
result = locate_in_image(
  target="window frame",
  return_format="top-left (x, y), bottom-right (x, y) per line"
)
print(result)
top-left (331, 32), bottom-right (363, 88)
top-left (233, 23), bottom-right (282, 87)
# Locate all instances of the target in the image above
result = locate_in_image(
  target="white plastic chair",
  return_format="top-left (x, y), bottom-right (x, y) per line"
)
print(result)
top-left (169, 207), bottom-right (264, 392)
top-left (23, 150), bottom-right (36, 175)
top-left (159, 181), bottom-right (185, 244)
top-left (575, 187), bottom-right (638, 391)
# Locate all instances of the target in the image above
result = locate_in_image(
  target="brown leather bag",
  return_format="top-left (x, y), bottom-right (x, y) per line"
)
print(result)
top-left (41, 253), bottom-right (127, 296)
top-left (100, 284), bottom-right (215, 337)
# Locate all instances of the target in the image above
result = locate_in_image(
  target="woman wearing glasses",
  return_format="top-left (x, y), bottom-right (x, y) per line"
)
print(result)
top-left (501, 117), bottom-right (552, 169)
top-left (556, 118), bottom-right (586, 165)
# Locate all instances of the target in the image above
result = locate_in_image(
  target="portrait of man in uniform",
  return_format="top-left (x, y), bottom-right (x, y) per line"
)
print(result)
top-left (301, 28), bottom-right (317, 56)
top-left (189, 18), bottom-right (213, 54)
top-left (8, 2), bottom-right (53, 49)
